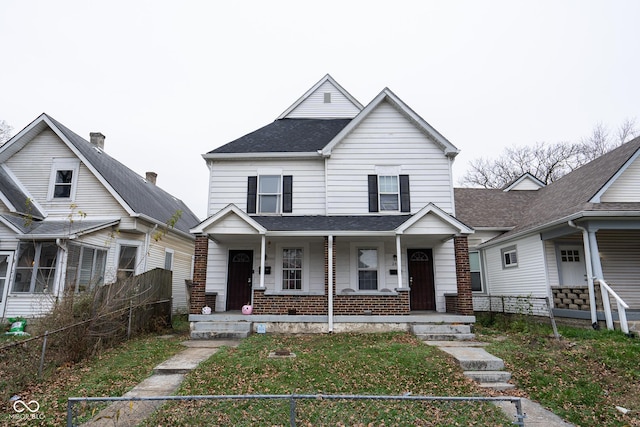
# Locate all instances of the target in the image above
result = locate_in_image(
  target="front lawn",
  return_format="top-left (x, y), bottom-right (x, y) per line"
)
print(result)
top-left (478, 316), bottom-right (640, 427)
top-left (146, 332), bottom-right (512, 426)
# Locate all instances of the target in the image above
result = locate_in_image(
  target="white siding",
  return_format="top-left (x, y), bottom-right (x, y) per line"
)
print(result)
top-left (468, 230), bottom-right (505, 250)
top-left (598, 230), bottom-right (640, 309)
top-left (285, 81), bottom-right (360, 119)
top-left (484, 234), bottom-right (549, 298)
top-left (207, 159), bottom-right (325, 215)
top-left (601, 156), bottom-right (640, 202)
top-left (403, 213), bottom-right (457, 235)
top-left (544, 240), bottom-right (560, 288)
top-left (326, 102), bottom-right (454, 215)
top-left (5, 129), bottom-right (127, 218)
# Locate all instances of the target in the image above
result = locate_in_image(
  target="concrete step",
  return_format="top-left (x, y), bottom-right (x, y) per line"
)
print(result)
top-left (423, 341), bottom-right (487, 347)
top-left (439, 346), bottom-right (505, 371)
top-left (477, 382), bottom-right (516, 391)
top-left (464, 370), bottom-right (512, 383)
top-left (412, 324), bottom-right (472, 335)
top-left (190, 321), bottom-right (251, 340)
top-left (415, 333), bottom-right (476, 341)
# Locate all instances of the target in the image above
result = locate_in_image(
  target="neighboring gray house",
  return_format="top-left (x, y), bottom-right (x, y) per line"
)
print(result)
top-left (0, 113), bottom-right (200, 319)
top-left (456, 137), bottom-right (640, 331)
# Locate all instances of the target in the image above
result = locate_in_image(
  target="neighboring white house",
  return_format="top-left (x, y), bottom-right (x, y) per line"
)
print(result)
top-left (455, 138), bottom-right (640, 330)
top-left (0, 114), bottom-right (200, 319)
top-left (189, 75), bottom-right (475, 320)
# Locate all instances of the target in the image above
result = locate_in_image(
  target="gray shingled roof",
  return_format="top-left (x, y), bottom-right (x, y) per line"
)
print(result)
top-left (454, 188), bottom-right (539, 229)
top-left (45, 115), bottom-right (200, 234)
top-left (456, 136), bottom-right (640, 242)
top-left (253, 215), bottom-right (412, 231)
top-left (1, 214), bottom-right (117, 237)
top-left (0, 167), bottom-right (44, 219)
top-left (209, 119), bottom-right (352, 154)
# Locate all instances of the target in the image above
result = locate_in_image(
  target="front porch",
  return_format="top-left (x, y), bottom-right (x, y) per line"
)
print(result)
top-left (189, 311), bottom-right (476, 336)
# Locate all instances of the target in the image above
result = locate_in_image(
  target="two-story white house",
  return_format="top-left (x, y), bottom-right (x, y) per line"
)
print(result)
top-left (0, 114), bottom-right (201, 319)
top-left (189, 75), bottom-right (475, 331)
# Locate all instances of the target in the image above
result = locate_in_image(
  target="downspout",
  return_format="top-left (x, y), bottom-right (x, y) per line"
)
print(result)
top-left (328, 235), bottom-right (334, 333)
top-left (567, 220), bottom-right (598, 327)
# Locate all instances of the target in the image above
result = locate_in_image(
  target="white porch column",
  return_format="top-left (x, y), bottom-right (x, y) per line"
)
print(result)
top-left (395, 234), bottom-right (403, 288)
top-left (259, 234), bottom-right (266, 288)
top-left (328, 235), bottom-right (334, 333)
top-left (588, 230), bottom-right (613, 329)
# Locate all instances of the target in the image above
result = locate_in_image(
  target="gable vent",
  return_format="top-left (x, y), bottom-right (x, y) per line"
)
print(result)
top-left (324, 92), bottom-right (331, 103)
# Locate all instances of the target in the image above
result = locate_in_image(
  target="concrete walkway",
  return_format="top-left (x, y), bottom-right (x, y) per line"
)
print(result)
top-left (425, 340), bottom-right (575, 426)
top-left (81, 339), bottom-right (240, 427)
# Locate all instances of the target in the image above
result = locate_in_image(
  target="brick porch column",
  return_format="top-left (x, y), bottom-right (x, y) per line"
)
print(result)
top-left (454, 235), bottom-right (473, 315)
top-left (190, 234), bottom-right (208, 314)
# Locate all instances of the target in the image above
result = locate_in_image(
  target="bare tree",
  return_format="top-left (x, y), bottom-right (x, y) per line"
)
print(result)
top-left (460, 120), bottom-right (639, 189)
top-left (0, 119), bottom-right (12, 145)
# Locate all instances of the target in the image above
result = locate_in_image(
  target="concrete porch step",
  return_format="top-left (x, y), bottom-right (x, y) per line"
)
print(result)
top-left (190, 321), bottom-right (251, 340)
top-left (414, 333), bottom-right (476, 341)
top-left (411, 324), bottom-right (475, 341)
top-left (464, 370), bottom-right (512, 383)
top-left (477, 382), bottom-right (516, 391)
top-left (438, 346), bottom-right (505, 371)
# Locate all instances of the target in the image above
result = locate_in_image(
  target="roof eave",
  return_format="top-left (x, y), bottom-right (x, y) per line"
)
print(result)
top-left (203, 152), bottom-right (323, 161)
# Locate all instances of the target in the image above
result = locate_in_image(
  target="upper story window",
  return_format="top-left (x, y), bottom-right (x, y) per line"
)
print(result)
top-left (12, 242), bottom-right (58, 293)
top-left (48, 158), bottom-right (79, 200)
top-left (378, 176), bottom-right (399, 211)
top-left (501, 246), bottom-right (518, 269)
top-left (164, 249), bottom-right (174, 271)
top-left (368, 174), bottom-right (410, 213)
top-left (247, 175), bottom-right (293, 214)
top-left (259, 175), bottom-right (281, 213)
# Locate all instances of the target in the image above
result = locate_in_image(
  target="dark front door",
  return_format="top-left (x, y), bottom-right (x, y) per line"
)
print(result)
top-left (226, 250), bottom-right (253, 311)
top-left (408, 249), bottom-right (435, 311)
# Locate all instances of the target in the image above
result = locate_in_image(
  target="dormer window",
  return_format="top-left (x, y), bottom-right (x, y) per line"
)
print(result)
top-left (48, 158), bottom-right (79, 200)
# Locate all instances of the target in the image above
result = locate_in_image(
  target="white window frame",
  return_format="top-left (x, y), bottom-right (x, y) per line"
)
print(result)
top-left (68, 243), bottom-right (107, 293)
top-left (116, 241), bottom-right (142, 279)
top-left (378, 175), bottom-right (400, 212)
top-left (258, 174), bottom-right (282, 214)
top-left (501, 246), bottom-right (518, 269)
top-left (12, 241), bottom-right (59, 294)
top-left (48, 158), bottom-right (80, 201)
top-left (164, 249), bottom-right (174, 271)
top-left (469, 251), bottom-right (483, 292)
top-left (350, 242), bottom-right (386, 291)
top-left (275, 242), bottom-right (310, 292)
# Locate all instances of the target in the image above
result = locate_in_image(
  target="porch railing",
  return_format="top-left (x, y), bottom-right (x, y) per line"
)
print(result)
top-left (597, 278), bottom-right (630, 335)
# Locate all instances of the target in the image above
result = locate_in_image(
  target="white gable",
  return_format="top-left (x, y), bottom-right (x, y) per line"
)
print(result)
top-left (600, 154), bottom-right (640, 202)
top-left (278, 75), bottom-right (363, 119)
top-left (503, 173), bottom-right (545, 191)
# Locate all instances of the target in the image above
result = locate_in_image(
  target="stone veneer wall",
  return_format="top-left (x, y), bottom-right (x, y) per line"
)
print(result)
top-left (552, 285), bottom-right (603, 311)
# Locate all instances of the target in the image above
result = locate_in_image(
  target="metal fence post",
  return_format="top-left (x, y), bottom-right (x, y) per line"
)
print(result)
top-left (513, 398), bottom-right (526, 426)
top-left (66, 399), bottom-right (74, 427)
top-left (289, 395), bottom-right (296, 427)
top-left (38, 330), bottom-right (49, 379)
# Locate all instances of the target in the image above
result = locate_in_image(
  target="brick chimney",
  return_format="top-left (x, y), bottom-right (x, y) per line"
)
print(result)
top-left (90, 132), bottom-right (105, 150)
top-left (146, 172), bottom-right (157, 185)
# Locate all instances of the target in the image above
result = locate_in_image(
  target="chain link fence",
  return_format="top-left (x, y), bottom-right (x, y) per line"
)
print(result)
top-left (67, 394), bottom-right (525, 426)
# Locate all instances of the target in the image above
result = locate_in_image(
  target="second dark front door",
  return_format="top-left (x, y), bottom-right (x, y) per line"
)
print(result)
top-left (226, 250), bottom-right (253, 311)
top-left (408, 249), bottom-right (435, 311)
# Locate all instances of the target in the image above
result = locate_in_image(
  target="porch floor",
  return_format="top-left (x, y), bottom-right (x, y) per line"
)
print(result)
top-left (189, 311), bottom-right (475, 324)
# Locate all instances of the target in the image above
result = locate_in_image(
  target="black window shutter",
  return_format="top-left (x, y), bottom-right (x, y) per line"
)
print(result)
top-left (283, 175), bottom-right (293, 213)
top-left (368, 175), bottom-right (379, 212)
top-left (400, 175), bottom-right (410, 212)
top-left (247, 176), bottom-right (257, 213)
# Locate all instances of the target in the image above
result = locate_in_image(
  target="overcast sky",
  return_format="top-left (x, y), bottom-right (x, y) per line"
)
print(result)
top-left (1, 1), bottom-right (639, 219)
